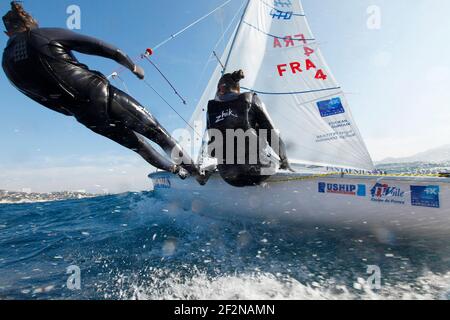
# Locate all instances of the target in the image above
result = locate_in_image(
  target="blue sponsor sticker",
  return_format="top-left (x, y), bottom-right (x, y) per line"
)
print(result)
top-left (318, 182), bottom-right (326, 193)
top-left (410, 185), bottom-right (440, 208)
top-left (357, 184), bottom-right (367, 197)
top-left (317, 97), bottom-right (345, 118)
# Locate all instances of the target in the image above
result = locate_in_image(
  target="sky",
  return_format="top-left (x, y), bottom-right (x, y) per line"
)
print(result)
top-left (0, 0), bottom-right (449, 193)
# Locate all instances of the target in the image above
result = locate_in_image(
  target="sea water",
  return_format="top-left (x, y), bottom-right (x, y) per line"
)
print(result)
top-left (0, 163), bottom-right (449, 300)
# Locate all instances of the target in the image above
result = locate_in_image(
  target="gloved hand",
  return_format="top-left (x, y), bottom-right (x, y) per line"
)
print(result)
top-left (133, 65), bottom-right (145, 80)
top-left (280, 158), bottom-right (295, 172)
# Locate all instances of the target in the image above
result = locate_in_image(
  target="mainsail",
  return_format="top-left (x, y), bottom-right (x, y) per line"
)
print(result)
top-left (180, 0), bottom-right (374, 171)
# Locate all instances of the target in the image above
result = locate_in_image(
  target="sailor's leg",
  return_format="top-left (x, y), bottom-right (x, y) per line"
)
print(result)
top-left (90, 125), bottom-right (177, 173)
top-left (108, 86), bottom-right (197, 172)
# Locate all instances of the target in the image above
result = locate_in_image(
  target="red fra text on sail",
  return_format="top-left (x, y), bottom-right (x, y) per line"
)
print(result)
top-left (273, 33), bottom-right (315, 57)
top-left (273, 33), bottom-right (307, 48)
top-left (276, 59), bottom-right (327, 80)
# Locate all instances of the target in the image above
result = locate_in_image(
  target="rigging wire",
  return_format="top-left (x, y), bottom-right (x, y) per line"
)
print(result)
top-left (140, 0), bottom-right (238, 106)
top-left (105, 0), bottom-right (241, 141)
top-left (222, 0), bottom-right (251, 73)
top-left (209, 0), bottom-right (246, 54)
top-left (142, 54), bottom-right (187, 105)
top-left (108, 67), bottom-right (201, 138)
top-left (194, 0), bottom-right (246, 92)
top-left (212, 51), bottom-right (225, 71)
top-left (108, 72), bottom-right (131, 95)
top-left (152, 0), bottom-right (233, 51)
top-left (141, 78), bottom-right (203, 139)
top-left (107, 71), bottom-right (203, 142)
top-left (108, 0), bottom-right (234, 79)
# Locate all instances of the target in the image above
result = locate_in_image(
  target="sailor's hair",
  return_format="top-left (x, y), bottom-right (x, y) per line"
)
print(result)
top-left (2, 1), bottom-right (38, 33)
top-left (218, 69), bottom-right (245, 91)
top-left (230, 70), bottom-right (245, 83)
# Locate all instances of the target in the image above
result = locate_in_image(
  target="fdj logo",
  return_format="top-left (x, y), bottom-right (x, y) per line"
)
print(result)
top-left (370, 183), bottom-right (405, 205)
top-left (274, 0), bottom-right (292, 8)
top-left (270, 9), bottom-right (293, 20)
top-left (410, 185), bottom-right (440, 208)
top-left (319, 183), bottom-right (366, 197)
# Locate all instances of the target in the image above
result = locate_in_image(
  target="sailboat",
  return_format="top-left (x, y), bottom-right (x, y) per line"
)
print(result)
top-left (149, 0), bottom-right (450, 237)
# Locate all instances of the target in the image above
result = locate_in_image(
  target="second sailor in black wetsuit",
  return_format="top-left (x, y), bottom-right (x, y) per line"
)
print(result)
top-left (2, 2), bottom-right (195, 179)
top-left (202, 70), bottom-right (293, 187)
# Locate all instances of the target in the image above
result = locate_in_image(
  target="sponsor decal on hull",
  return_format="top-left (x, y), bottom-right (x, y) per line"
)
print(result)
top-left (318, 182), bottom-right (366, 197)
top-left (410, 185), bottom-right (440, 208)
top-left (370, 183), bottom-right (406, 205)
top-left (153, 177), bottom-right (171, 189)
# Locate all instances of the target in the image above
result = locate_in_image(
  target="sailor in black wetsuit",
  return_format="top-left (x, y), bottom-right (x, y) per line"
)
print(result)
top-left (2, 2), bottom-right (195, 179)
top-left (201, 70), bottom-right (293, 187)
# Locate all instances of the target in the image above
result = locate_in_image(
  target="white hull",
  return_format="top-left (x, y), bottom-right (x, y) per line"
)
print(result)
top-left (149, 172), bottom-right (450, 238)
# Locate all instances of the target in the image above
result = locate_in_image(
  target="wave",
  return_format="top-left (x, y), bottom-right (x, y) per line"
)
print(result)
top-left (100, 268), bottom-right (450, 300)
top-left (1, 188), bottom-right (450, 300)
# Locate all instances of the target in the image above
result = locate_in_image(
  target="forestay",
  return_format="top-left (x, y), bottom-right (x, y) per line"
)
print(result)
top-left (179, 0), bottom-right (374, 171)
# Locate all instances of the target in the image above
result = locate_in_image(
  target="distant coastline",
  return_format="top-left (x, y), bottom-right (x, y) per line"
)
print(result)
top-left (376, 145), bottom-right (450, 165)
top-left (0, 190), bottom-right (99, 204)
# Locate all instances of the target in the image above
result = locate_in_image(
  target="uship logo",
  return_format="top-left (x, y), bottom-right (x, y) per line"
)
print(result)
top-left (318, 183), bottom-right (366, 197)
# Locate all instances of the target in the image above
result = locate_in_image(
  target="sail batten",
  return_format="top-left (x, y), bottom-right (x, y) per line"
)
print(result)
top-left (181, 0), bottom-right (374, 171)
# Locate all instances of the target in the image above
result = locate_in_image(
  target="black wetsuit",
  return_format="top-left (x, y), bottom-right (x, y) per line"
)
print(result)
top-left (207, 92), bottom-right (288, 187)
top-left (2, 27), bottom-right (191, 173)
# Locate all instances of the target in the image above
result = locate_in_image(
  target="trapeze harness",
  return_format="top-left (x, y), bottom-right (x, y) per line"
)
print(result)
top-left (2, 27), bottom-right (192, 173)
top-left (207, 92), bottom-right (288, 187)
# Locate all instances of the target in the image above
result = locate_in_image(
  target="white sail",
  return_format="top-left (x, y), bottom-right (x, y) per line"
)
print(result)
top-left (181, 0), bottom-right (374, 171)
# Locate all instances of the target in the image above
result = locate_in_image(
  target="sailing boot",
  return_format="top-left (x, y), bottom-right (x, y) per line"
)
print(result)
top-left (195, 170), bottom-right (214, 186)
top-left (172, 165), bottom-right (190, 180)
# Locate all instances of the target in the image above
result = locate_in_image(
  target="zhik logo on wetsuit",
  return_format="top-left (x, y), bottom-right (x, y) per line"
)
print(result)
top-left (215, 108), bottom-right (238, 124)
top-left (318, 182), bottom-right (366, 197)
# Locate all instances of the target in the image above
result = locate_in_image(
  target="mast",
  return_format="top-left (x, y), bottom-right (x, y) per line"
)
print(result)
top-left (222, 0), bottom-right (251, 74)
